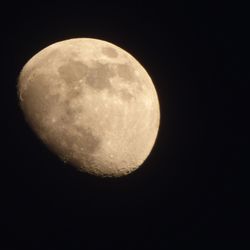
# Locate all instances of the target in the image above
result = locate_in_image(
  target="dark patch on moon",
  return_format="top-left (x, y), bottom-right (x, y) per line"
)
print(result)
top-left (60, 102), bottom-right (83, 123)
top-left (75, 126), bottom-right (101, 153)
top-left (116, 63), bottom-right (135, 81)
top-left (102, 47), bottom-right (118, 58)
top-left (120, 89), bottom-right (134, 101)
top-left (48, 121), bottom-right (101, 161)
top-left (63, 127), bottom-right (99, 154)
top-left (58, 60), bottom-right (88, 83)
top-left (48, 128), bottom-right (100, 161)
top-left (58, 60), bottom-right (139, 99)
top-left (67, 82), bottom-right (84, 99)
top-left (85, 62), bottom-right (115, 90)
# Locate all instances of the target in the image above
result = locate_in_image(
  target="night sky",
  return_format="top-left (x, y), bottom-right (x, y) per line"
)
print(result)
top-left (2, 2), bottom-right (248, 249)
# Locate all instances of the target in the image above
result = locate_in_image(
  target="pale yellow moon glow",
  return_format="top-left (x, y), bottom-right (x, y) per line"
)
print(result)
top-left (17, 38), bottom-right (160, 177)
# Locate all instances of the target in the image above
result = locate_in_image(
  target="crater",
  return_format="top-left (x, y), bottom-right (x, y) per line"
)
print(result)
top-left (58, 60), bottom-right (88, 83)
top-left (85, 62), bottom-right (115, 90)
top-left (102, 46), bottom-right (118, 58)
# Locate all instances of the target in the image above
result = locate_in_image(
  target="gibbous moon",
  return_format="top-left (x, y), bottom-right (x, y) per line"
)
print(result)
top-left (17, 38), bottom-right (160, 177)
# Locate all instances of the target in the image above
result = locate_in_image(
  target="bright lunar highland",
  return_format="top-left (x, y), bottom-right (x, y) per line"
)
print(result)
top-left (18, 38), bottom-right (160, 177)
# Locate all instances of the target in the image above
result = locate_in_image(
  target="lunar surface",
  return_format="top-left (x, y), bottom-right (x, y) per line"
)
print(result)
top-left (17, 38), bottom-right (160, 177)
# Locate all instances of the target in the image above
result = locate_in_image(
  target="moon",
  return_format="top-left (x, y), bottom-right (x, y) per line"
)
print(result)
top-left (17, 38), bottom-right (160, 177)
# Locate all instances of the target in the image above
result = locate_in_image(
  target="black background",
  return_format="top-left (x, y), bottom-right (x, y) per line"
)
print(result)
top-left (2, 1), bottom-right (248, 249)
